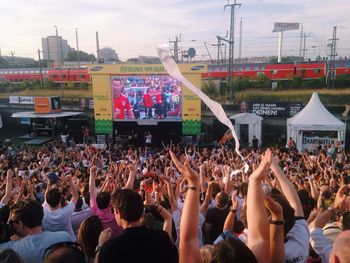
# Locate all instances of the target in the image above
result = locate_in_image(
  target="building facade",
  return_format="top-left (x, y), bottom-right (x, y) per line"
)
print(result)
top-left (41, 36), bottom-right (71, 65)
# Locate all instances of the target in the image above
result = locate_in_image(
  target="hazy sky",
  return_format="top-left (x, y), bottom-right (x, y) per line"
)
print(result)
top-left (1, 0), bottom-right (350, 61)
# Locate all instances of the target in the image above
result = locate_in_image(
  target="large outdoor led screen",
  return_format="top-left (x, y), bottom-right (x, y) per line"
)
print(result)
top-left (111, 75), bottom-right (182, 121)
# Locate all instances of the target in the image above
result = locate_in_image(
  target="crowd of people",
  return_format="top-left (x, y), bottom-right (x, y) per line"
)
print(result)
top-left (0, 138), bottom-right (349, 263)
top-left (112, 76), bottom-right (181, 120)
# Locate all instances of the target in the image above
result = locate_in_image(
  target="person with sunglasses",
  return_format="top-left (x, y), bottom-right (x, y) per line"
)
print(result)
top-left (0, 200), bottom-right (73, 263)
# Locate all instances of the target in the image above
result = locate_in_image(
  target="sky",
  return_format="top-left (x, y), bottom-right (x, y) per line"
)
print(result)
top-left (1, 0), bottom-right (350, 62)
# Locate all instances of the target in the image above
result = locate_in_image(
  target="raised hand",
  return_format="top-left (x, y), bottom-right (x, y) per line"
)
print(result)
top-left (169, 150), bottom-right (199, 186)
top-left (90, 165), bottom-right (98, 175)
top-left (264, 195), bottom-right (283, 221)
top-left (250, 148), bottom-right (272, 182)
top-left (334, 185), bottom-right (348, 211)
top-left (127, 163), bottom-right (136, 174)
top-left (231, 190), bottom-right (239, 210)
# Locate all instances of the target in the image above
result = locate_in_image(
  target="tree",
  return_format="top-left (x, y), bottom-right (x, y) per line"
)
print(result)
top-left (66, 51), bottom-right (96, 62)
top-left (0, 57), bottom-right (9, 68)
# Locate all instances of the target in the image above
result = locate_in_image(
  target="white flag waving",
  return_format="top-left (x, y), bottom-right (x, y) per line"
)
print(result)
top-left (156, 44), bottom-right (248, 173)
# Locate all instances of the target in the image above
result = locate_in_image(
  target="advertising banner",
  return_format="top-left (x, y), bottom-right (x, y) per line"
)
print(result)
top-left (249, 102), bottom-right (302, 117)
top-left (92, 75), bottom-right (113, 134)
top-left (302, 136), bottom-right (337, 151)
top-left (182, 74), bottom-right (201, 135)
top-left (34, 97), bottom-right (51, 113)
top-left (273, 22), bottom-right (300, 32)
top-left (50, 97), bottom-right (61, 113)
top-left (9, 96), bottom-right (34, 104)
top-left (80, 98), bottom-right (94, 111)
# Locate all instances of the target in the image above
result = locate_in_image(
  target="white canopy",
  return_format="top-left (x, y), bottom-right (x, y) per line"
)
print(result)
top-left (230, 112), bottom-right (263, 147)
top-left (287, 92), bottom-right (346, 151)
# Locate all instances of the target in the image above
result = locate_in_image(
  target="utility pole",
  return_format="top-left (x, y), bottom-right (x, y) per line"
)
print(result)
top-left (9, 51), bottom-right (15, 66)
top-left (225, 0), bottom-right (241, 90)
top-left (301, 33), bottom-right (311, 61)
top-left (239, 17), bottom-right (243, 63)
top-left (76, 28), bottom-right (80, 71)
top-left (38, 49), bottom-right (43, 86)
top-left (299, 23), bottom-right (303, 62)
top-left (327, 26), bottom-right (339, 89)
top-left (213, 37), bottom-right (224, 64)
top-left (203, 42), bottom-right (214, 63)
top-left (96, 31), bottom-right (101, 63)
top-left (169, 35), bottom-right (181, 63)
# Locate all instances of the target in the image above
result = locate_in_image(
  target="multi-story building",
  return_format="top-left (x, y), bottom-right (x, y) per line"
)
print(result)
top-left (41, 36), bottom-right (71, 65)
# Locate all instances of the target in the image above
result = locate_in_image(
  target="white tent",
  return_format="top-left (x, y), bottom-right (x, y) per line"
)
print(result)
top-left (287, 92), bottom-right (346, 151)
top-left (230, 112), bottom-right (263, 147)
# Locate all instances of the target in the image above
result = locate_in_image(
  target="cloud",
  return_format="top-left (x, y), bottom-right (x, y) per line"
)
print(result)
top-left (0, 0), bottom-right (349, 60)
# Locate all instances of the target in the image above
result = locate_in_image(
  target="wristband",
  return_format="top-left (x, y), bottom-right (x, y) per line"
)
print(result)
top-left (230, 208), bottom-right (237, 214)
top-left (269, 218), bottom-right (285, 225)
top-left (188, 186), bottom-right (198, 191)
top-left (95, 245), bottom-right (103, 253)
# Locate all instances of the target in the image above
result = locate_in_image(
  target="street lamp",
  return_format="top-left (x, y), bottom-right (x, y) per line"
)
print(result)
top-left (76, 28), bottom-right (80, 71)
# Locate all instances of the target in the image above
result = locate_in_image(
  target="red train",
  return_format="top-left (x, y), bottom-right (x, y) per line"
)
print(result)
top-left (1, 60), bottom-right (349, 85)
top-left (0, 67), bottom-right (90, 83)
top-left (202, 60), bottom-right (350, 81)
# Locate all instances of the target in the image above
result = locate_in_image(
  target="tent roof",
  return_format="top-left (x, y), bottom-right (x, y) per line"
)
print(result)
top-left (11, 111), bottom-right (82, 119)
top-left (229, 112), bottom-right (263, 124)
top-left (288, 92), bottom-right (344, 129)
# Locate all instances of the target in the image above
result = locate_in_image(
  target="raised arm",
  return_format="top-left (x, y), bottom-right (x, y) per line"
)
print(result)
top-left (156, 203), bottom-right (174, 243)
top-left (223, 192), bottom-right (238, 231)
top-left (163, 175), bottom-right (177, 212)
top-left (67, 174), bottom-right (79, 205)
top-left (223, 165), bottom-right (232, 195)
top-left (1, 169), bottom-right (13, 205)
top-left (170, 150), bottom-right (201, 263)
top-left (123, 164), bottom-right (136, 190)
top-left (247, 149), bottom-right (271, 263)
top-left (270, 156), bottom-right (304, 217)
top-left (89, 165), bottom-right (98, 200)
top-left (265, 195), bottom-right (285, 263)
top-left (200, 181), bottom-right (214, 216)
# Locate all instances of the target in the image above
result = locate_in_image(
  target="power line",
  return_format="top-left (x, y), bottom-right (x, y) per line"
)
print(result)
top-left (327, 26), bottom-right (339, 89)
top-left (169, 35), bottom-right (181, 62)
top-left (225, 0), bottom-right (241, 86)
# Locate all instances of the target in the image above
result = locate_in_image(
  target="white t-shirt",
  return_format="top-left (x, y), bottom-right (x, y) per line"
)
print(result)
top-left (42, 201), bottom-right (76, 241)
top-left (309, 227), bottom-right (332, 263)
top-left (284, 219), bottom-right (310, 263)
top-left (173, 209), bottom-right (205, 247)
top-left (146, 135), bottom-right (152, 144)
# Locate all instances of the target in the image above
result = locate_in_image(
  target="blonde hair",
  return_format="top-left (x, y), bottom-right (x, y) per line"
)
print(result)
top-left (200, 245), bottom-right (214, 263)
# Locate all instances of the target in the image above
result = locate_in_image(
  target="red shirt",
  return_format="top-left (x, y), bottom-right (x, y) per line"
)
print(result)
top-left (113, 95), bottom-right (131, 119)
top-left (155, 93), bottom-right (163, 104)
top-left (143, 93), bottom-right (153, 108)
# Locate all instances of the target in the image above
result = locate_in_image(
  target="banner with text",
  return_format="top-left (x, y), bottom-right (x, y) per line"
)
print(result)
top-left (248, 102), bottom-right (302, 117)
top-left (182, 75), bottom-right (201, 135)
top-left (92, 75), bottom-right (113, 134)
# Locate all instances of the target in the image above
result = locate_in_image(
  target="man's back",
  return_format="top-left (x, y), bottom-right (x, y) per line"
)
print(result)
top-left (0, 231), bottom-right (73, 263)
top-left (98, 226), bottom-right (178, 263)
top-left (204, 206), bottom-right (230, 244)
top-left (42, 201), bottom-right (75, 240)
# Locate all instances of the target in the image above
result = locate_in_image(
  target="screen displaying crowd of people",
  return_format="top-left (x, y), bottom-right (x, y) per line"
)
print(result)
top-left (111, 75), bottom-right (182, 121)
